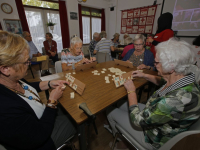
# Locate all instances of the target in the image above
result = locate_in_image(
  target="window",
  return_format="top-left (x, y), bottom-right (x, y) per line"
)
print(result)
top-left (82, 6), bottom-right (101, 44)
top-left (24, 7), bottom-right (63, 53)
top-left (22, 0), bottom-right (59, 9)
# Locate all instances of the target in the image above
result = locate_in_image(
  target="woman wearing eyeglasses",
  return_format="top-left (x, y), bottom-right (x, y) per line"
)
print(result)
top-left (0, 31), bottom-right (76, 150)
top-left (122, 34), bottom-right (154, 71)
top-left (107, 38), bottom-right (200, 150)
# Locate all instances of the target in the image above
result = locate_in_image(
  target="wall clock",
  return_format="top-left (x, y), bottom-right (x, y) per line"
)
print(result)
top-left (1, 3), bottom-right (13, 14)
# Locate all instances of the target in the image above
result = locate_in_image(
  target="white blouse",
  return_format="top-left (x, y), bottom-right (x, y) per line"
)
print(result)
top-left (18, 80), bottom-right (46, 119)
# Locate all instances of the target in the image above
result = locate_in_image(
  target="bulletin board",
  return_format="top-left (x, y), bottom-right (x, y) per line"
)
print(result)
top-left (121, 5), bottom-right (157, 34)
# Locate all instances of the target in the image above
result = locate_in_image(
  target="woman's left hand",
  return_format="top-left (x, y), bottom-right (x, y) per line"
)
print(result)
top-left (137, 64), bottom-right (148, 70)
top-left (124, 79), bottom-right (136, 92)
top-left (50, 80), bottom-right (68, 89)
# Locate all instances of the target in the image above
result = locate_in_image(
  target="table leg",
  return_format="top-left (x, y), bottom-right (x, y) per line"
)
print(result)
top-left (78, 123), bottom-right (87, 150)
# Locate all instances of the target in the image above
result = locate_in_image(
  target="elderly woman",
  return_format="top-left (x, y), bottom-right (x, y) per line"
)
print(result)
top-left (111, 33), bottom-right (120, 59)
top-left (120, 33), bottom-right (129, 45)
top-left (107, 38), bottom-right (200, 150)
top-left (0, 31), bottom-right (76, 150)
top-left (61, 36), bottom-right (96, 71)
top-left (123, 34), bottom-right (154, 70)
top-left (43, 32), bottom-right (59, 63)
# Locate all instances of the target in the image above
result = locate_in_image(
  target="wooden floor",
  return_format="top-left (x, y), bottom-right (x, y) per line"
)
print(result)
top-left (25, 63), bottom-right (149, 150)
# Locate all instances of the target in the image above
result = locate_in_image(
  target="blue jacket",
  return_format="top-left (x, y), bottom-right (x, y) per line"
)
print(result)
top-left (122, 48), bottom-right (154, 68)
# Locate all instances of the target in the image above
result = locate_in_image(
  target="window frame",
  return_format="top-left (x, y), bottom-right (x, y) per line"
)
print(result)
top-left (81, 6), bottom-right (101, 44)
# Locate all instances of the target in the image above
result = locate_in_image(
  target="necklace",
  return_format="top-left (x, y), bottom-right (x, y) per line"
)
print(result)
top-left (5, 84), bottom-right (43, 104)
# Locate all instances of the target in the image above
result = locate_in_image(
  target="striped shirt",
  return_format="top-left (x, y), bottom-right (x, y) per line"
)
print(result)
top-left (94, 38), bottom-right (114, 55)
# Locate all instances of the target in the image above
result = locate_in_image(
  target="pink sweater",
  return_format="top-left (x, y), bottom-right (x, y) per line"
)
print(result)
top-left (121, 44), bottom-right (134, 58)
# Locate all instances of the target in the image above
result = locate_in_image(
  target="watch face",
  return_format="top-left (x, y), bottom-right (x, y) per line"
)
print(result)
top-left (1, 3), bottom-right (13, 14)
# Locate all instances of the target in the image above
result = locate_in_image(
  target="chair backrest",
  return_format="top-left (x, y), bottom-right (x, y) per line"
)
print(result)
top-left (96, 52), bottom-right (112, 63)
top-left (42, 47), bottom-right (46, 55)
top-left (55, 61), bottom-right (62, 73)
top-left (82, 45), bottom-right (90, 57)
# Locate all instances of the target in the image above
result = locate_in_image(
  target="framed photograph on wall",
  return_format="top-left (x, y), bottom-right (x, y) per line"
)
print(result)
top-left (3, 19), bottom-right (23, 35)
top-left (70, 12), bottom-right (78, 20)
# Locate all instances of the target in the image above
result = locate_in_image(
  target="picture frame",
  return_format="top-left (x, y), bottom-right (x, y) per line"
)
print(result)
top-left (3, 19), bottom-right (23, 36)
top-left (70, 12), bottom-right (78, 20)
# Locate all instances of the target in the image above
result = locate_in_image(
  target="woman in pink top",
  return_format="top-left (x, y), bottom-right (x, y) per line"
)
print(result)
top-left (121, 37), bottom-right (134, 58)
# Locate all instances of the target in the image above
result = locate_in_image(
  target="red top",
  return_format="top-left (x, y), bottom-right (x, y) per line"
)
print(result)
top-left (151, 29), bottom-right (174, 57)
top-left (121, 44), bottom-right (134, 58)
top-left (43, 40), bottom-right (57, 57)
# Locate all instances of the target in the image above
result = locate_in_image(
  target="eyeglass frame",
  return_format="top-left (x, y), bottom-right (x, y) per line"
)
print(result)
top-left (154, 60), bottom-right (160, 65)
top-left (134, 42), bottom-right (144, 47)
top-left (14, 59), bottom-right (31, 66)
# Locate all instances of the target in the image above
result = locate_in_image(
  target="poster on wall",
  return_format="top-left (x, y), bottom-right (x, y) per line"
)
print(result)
top-left (3, 19), bottom-right (23, 36)
top-left (121, 5), bottom-right (157, 34)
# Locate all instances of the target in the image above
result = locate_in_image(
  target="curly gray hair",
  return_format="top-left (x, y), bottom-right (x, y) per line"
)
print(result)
top-left (156, 38), bottom-right (195, 75)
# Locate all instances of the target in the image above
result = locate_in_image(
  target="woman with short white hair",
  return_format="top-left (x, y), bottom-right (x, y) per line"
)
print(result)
top-left (61, 36), bottom-right (96, 71)
top-left (107, 38), bottom-right (200, 150)
top-left (123, 34), bottom-right (154, 70)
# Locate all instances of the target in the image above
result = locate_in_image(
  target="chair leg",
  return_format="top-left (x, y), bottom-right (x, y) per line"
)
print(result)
top-left (29, 65), bottom-right (34, 79)
top-left (112, 132), bottom-right (119, 150)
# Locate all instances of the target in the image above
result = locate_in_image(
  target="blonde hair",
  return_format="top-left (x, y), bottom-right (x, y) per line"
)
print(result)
top-left (0, 30), bottom-right (29, 71)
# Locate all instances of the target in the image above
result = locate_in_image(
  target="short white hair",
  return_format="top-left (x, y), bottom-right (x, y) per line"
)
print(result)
top-left (125, 37), bottom-right (133, 44)
top-left (156, 38), bottom-right (195, 75)
top-left (70, 36), bottom-right (82, 46)
top-left (93, 32), bottom-right (99, 39)
top-left (133, 34), bottom-right (146, 43)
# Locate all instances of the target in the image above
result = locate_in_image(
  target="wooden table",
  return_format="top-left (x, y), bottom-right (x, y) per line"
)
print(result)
top-left (40, 61), bottom-right (157, 150)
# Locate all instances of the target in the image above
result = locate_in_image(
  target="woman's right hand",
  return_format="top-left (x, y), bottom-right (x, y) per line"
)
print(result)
top-left (49, 85), bottom-right (64, 101)
top-left (132, 70), bottom-right (145, 78)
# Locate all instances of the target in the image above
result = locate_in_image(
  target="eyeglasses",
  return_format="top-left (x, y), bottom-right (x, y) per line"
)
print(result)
top-left (134, 44), bottom-right (143, 47)
top-left (154, 60), bottom-right (160, 65)
top-left (15, 59), bottom-right (31, 66)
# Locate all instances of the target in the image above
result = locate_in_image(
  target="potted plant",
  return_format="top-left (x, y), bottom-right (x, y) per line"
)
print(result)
top-left (46, 21), bottom-right (56, 30)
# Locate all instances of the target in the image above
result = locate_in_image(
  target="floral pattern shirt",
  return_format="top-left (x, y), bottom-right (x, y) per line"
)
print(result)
top-left (129, 73), bottom-right (200, 149)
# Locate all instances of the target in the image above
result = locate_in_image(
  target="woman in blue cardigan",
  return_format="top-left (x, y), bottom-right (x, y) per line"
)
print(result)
top-left (122, 34), bottom-right (154, 70)
top-left (0, 31), bottom-right (76, 150)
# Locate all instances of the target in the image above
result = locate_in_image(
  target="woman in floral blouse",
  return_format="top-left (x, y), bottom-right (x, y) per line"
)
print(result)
top-left (107, 38), bottom-right (200, 150)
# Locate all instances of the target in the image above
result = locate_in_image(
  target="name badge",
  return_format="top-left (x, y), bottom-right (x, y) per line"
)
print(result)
top-left (154, 36), bottom-right (158, 38)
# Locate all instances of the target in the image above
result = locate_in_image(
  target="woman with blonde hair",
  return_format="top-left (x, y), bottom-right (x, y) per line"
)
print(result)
top-left (0, 31), bottom-right (76, 150)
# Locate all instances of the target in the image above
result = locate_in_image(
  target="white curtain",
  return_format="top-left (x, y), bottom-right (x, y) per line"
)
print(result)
top-left (92, 17), bottom-right (101, 38)
top-left (25, 9), bottom-right (45, 53)
top-left (82, 16), bottom-right (90, 44)
top-left (47, 11), bottom-right (63, 52)
top-left (25, 8), bottom-right (63, 53)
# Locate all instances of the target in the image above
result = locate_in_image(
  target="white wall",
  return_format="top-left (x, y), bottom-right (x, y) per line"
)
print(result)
top-left (0, 0), bottom-right (19, 30)
top-left (65, 0), bottom-right (109, 39)
top-left (106, 0), bottom-right (163, 40)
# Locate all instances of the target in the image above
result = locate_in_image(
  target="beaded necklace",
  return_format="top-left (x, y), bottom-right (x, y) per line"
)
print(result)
top-left (5, 84), bottom-right (43, 105)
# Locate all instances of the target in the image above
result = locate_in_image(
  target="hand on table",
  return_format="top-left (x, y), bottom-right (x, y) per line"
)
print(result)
top-left (126, 60), bottom-right (132, 63)
top-left (132, 70), bottom-right (145, 78)
top-left (49, 85), bottom-right (64, 101)
top-left (50, 80), bottom-right (69, 89)
top-left (124, 79), bottom-right (136, 92)
top-left (137, 64), bottom-right (148, 70)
